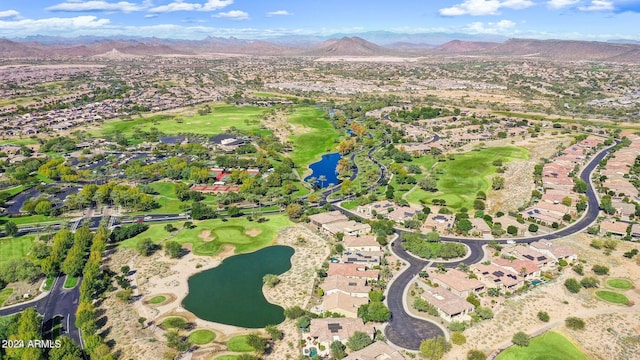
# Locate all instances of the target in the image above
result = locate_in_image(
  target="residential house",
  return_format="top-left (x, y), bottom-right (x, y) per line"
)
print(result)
top-left (319, 275), bottom-right (370, 298)
top-left (320, 292), bottom-right (369, 318)
top-left (600, 219), bottom-right (629, 237)
top-left (355, 200), bottom-right (394, 218)
top-left (492, 258), bottom-right (541, 279)
top-left (420, 286), bottom-right (475, 322)
top-left (343, 341), bottom-right (406, 360)
top-left (427, 268), bottom-right (485, 298)
top-left (343, 235), bottom-right (382, 252)
top-left (631, 224), bottom-right (640, 239)
top-left (422, 213), bottom-right (455, 233)
top-left (308, 210), bottom-right (349, 228)
top-left (473, 263), bottom-right (523, 291)
top-left (327, 263), bottom-right (379, 281)
top-left (529, 240), bottom-right (577, 263)
top-left (323, 221), bottom-right (371, 237)
top-left (470, 217), bottom-right (492, 236)
top-left (341, 252), bottom-right (382, 265)
top-left (504, 245), bottom-right (552, 269)
top-left (308, 318), bottom-right (375, 356)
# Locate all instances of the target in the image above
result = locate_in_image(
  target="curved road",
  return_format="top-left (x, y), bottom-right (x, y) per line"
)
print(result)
top-left (376, 142), bottom-right (615, 350)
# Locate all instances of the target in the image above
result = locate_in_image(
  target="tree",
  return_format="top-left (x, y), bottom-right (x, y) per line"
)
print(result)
top-left (3, 219), bottom-right (20, 238)
top-left (263, 274), bottom-right (280, 287)
top-left (564, 278), bottom-right (581, 293)
top-left (49, 336), bottom-right (83, 360)
top-left (512, 331), bottom-right (530, 347)
top-left (368, 290), bottom-right (384, 302)
top-left (34, 200), bottom-right (52, 216)
top-left (330, 340), bottom-right (347, 359)
top-left (296, 316), bottom-right (310, 329)
top-left (528, 223), bottom-right (539, 233)
top-left (565, 317), bottom-right (586, 330)
top-left (473, 199), bottom-right (485, 210)
top-left (573, 179), bottom-right (588, 193)
top-left (419, 336), bottom-right (451, 360)
top-left (61, 245), bottom-right (84, 276)
top-left (475, 306), bottom-right (494, 320)
top-left (456, 219), bottom-right (473, 233)
top-left (358, 301), bottom-right (391, 323)
top-left (419, 177), bottom-right (438, 192)
top-left (163, 317), bottom-right (189, 330)
top-left (507, 225), bottom-right (518, 236)
top-left (164, 223), bottom-right (176, 232)
top-left (346, 331), bottom-right (373, 351)
top-left (164, 240), bottom-right (183, 258)
top-left (491, 176), bottom-right (505, 190)
top-left (165, 331), bottom-right (190, 351)
top-left (426, 231), bottom-right (441, 242)
top-left (285, 203), bottom-right (303, 220)
top-left (537, 311), bottom-right (550, 322)
top-left (265, 324), bottom-right (282, 341)
top-left (467, 350), bottom-right (487, 360)
top-left (284, 306), bottom-right (305, 319)
top-left (137, 238), bottom-right (155, 256)
top-left (246, 333), bottom-right (268, 354)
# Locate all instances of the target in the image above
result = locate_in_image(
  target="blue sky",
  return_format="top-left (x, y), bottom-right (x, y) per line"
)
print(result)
top-left (0, 0), bottom-right (638, 40)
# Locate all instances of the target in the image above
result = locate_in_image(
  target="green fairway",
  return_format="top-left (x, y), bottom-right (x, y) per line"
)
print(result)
top-left (605, 278), bottom-right (633, 290)
top-left (288, 106), bottom-right (340, 171)
top-left (0, 235), bottom-right (35, 265)
top-left (119, 215), bottom-right (291, 256)
top-left (226, 335), bottom-right (253, 352)
top-left (496, 331), bottom-right (588, 360)
top-left (148, 295), bottom-right (167, 304)
top-left (595, 290), bottom-right (630, 305)
top-left (188, 329), bottom-right (216, 345)
top-left (0, 288), bottom-right (13, 306)
top-left (63, 276), bottom-right (79, 289)
top-left (97, 104), bottom-right (267, 139)
top-left (416, 146), bottom-right (528, 209)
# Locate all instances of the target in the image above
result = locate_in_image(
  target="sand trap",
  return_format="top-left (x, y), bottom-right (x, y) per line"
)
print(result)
top-left (245, 228), bottom-right (262, 237)
top-left (198, 230), bottom-right (213, 242)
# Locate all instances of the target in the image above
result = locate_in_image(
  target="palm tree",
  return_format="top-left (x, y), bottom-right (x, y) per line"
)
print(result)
top-left (318, 175), bottom-right (327, 188)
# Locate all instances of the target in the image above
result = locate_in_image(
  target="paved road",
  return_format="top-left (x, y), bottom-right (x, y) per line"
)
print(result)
top-left (0, 275), bottom-right (81, 345)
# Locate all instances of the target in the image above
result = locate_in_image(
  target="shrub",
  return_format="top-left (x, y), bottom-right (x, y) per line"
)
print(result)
top-left (467, 350), bottom-right (486, 360)
top-left (451, 332), bottom-right (466, 345)
top-left (448, 321), bottom-right (467, 332)
top-left (564, 278), bottom-right (581, 293)
top-left (528, 223), bottom-right (538, 232)
top-left (565, 317), bottom-right (586, 330)
top-left (511, 331), bottom-right (530, 347)
top-left (537, 311), bottom-right (550, 322)
top-left (592, 265), bottom-right (609, 275)
top-left (580, 277), bottom-right (599, 288)
top-left (572, 264), bottom-right (584, 275)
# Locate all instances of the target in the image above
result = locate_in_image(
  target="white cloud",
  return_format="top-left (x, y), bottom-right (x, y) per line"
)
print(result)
top-left (0, 15), bottom-right (110, 36)
top-left (150, 0), bottom-right (233, 13)
top-left (144, 13), bottom-right (158, 18)
top-left (578, 0), bottom-right (615, 11)
top-left (440, 0), bottom-right (534, 16)
top-left (213, 10), bottom-right (249, 20)
top-left (465, 19), bottom-right (517, 34)
top-left (266, 10), bottom-right (292, 16)
top-left (46, 1), bottom-right (147, 13)
top-left (546, 0), bottom-right (580, 9)
top-left (0, 10), bottom-right (19, 18)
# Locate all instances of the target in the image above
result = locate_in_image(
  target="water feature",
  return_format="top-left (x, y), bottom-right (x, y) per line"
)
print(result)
top-left (304, 152), bottom-right (342, 188)
top-left (182, 245), bottom-right (294, 328)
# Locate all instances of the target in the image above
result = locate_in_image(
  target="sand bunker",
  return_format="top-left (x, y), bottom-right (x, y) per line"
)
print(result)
top-left (245, 228), bottom-right (262, 237)
top-left (198, 230), bottom-right (214, 242)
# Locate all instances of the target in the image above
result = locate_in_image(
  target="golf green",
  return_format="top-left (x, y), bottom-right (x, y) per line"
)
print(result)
top-left (496, 331), bottom-right (588, 360)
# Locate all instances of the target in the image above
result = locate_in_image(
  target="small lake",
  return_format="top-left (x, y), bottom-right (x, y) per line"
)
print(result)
top-left (182, 245), bottom-right (294, 328)
top-left (304, 152), bottom-right (342, 188)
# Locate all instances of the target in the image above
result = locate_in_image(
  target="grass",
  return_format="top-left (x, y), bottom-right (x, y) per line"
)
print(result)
top-left (341, 200), bottom-right (359, 210)
top-left (496, 331), bottom-right (588, 360)
top-left (0, 235), bottom-right (35, 265)
top-left (0, 215), bottom-right (64, 226)
top-left (226, 335), bottom-right (253, 352)
top-left (35, 173), bottom-right (54, 184)
top-left (605, 278), bottom-right (633, 290)
top-left (0, 138), bottom-right (39, 146)
top-left (215, 356), bottom-right (240, 360)
top-left (148, 295), bottom-right (167, 304)
top-left (493, 111), bottom-right (640, 131)
top-left (188, 329), bottom-right (216, 345)
top-left (161, 316), bottom-right (188, 329)
top-left (0, 288), bottom-right (13, 306)
top-left (414, 146), bottom-right (529, 209)
top-left (595, 290), bottom-right (630, 305)
top-left (63, 275), bottom-right (79, 289)
top-left (43, 276), bottom-right (55, 291)
top-left (97, 103), bottom-right (267, 139)
top-left (288, 106), bottom-right (340, 172)
top-left (0, 184), bottom-right (33, 197)
top-left (119, 215), bottom-right (292, 256)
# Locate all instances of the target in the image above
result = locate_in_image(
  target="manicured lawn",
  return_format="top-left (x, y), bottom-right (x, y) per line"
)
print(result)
top-left (149, 295), bottom-right (167, 304)
top-left (226, 335), bottom-right (253, 352)
top-left (0, 138), bottom-right (39, 146)
top-left (341, 200), bottom-right (359, 210)
top-left (43, 276), bottom-right (55, 291)
top-left (0, 235), bottom-right (35, 265)
top-left (215, 356), bottom-right (239, 360)
top-left (35, 174), bottom-right (54, 184)
top-left (595, 290), bottom-right (630, 305)
top-left (120, 215), bottom-right (291, 256)
top-left (63, 275), bottom-right (79, 289)
top-left (0, 288), bottom-right (13, 306)
top-left (496, 331), bottom-right (588, 360)
top-left (188, 329), bottom-right (216, 345)
top-left (605, 278), bottom-right (633, 290)
top-left (161, 316), bottom-right (188, 329)
top-left (97, 104), bottom-right (266, 139)
top-left (147, 181), bottom-right (178, 199)
top-left (0, 215), bottom-right (64, 226)
top-left (416, 146), bottom-right (528, 209)
top-left (0, 184), bottom-right (33, 197)
top-left (288, 107), bottom-right (340, 171)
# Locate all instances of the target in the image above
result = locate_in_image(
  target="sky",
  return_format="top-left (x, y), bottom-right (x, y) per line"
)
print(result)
top-left (0, 0), bottom-right (639, 41)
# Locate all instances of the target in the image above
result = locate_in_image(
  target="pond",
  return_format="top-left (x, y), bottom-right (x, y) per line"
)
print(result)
top-left (182, 245), bottom-right (294, 328)
top-left (304, 152), bottom-right (342, 188)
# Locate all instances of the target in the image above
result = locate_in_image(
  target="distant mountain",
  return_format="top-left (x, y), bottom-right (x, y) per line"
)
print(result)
top-left (306, 36), bottom-right (393, 56)
top-left (435, 40), bottom-right (499, 53)
top-left (608, 39), bottom-right (640, 45)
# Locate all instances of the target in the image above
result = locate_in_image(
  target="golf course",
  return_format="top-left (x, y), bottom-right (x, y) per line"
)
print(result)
top-left (496, 331), bottom-right (589, 360)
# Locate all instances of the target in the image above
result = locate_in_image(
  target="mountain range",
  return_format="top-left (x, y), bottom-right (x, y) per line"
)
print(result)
top-left (2, 35), bottom-right (640, 63)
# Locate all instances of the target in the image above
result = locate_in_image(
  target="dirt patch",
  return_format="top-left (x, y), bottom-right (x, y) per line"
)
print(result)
top-left (2, 281), bottom-right (41, 306)
top-left (244, 228), bottom-right (262, 237)
top-left (262, 108), bottom-right (310, 143)
top-left (198, 230), bottom-right (214, 242)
